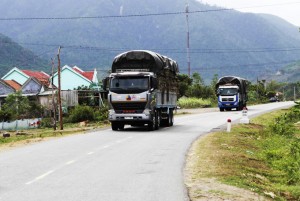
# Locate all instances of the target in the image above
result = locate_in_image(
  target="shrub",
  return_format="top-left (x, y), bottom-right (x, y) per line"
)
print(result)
top-left (40, 117), bottom-right (53, 128)
top-left (94, 106), bottom-right (108, 121)
top-left (68, 105), bottom-right (95, 123)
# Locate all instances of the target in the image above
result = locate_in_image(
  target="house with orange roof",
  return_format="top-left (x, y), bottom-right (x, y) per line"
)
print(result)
top-left (1, 67), bottom-right (50, 86)
top-left (0, 79), bottom-right (22, 97)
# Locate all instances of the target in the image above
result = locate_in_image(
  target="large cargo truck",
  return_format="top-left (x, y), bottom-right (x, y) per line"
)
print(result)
top-left (103, 50), bottom-right (179, 131)
top-left (215, 76), bottom-right (248, 111)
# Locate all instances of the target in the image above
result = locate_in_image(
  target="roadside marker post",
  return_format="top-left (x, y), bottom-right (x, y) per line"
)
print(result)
top-left (240, 107), bottom-right (250, 124)
top-left (227, 119), bottom-right (231, 132)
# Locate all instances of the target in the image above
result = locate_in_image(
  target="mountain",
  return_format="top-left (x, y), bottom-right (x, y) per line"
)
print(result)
top-left (0, 0), bottom-right (299, 82)
top-left (0, 33), bottom-right (48, 77)
top-left (264, 61), bottom-right (300, 83)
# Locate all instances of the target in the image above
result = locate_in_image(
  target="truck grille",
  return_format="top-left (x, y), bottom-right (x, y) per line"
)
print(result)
top-left (112, 102), bottom-right (147, 113)
top-left (222, 98), bottom-right (234, 101)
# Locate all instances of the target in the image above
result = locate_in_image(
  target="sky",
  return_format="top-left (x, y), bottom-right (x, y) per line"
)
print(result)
top-left (199, 0), bottom-right (300, 27)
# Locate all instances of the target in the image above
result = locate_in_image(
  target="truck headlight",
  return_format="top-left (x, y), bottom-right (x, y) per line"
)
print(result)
top-left (109, 109), bottom-right (115, 117)
top-left (143, 109), bottom-right (151, 116)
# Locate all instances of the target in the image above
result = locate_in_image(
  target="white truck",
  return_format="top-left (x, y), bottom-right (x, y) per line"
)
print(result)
top-left (103, 50), bottom-right (179, 131)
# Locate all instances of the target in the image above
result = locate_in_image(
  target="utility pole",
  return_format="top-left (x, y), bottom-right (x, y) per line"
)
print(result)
top-left (57, 46), bottom-right (63, 130)
top-left (51, 58), bottom-right (57, 131)
top-left (185, 0), bottom-right (191, 77)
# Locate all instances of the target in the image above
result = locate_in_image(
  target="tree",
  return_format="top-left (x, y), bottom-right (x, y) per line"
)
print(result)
top-left (192, 72), bottom-right (204, 86)
top-left (2, 91), bottom-right (30, 120)
top-left (178, 74), bottom-right (193, 97)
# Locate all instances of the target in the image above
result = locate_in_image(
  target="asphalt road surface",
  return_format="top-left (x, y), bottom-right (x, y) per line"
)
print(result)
top-left (0, 101), bottom-right (294, 201)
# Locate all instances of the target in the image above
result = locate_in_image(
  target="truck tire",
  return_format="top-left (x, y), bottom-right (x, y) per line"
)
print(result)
top-left (169, 109), bottom-right (174, 126)
top-left (155, 111), bottom-right (160, 130)
top-left (147, 114), bottom-right (156, 131)
top-left (118, 123), bottom-right (124, 130)
top-left (111, 122), bottom-right (119, 131)
top-left (220, 108), bottom-right (224, 112)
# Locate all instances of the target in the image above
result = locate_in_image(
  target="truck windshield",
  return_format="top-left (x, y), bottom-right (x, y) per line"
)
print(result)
top-left (110, 77), bottom-right (149, 93)
top-left (218, 88), bottom-right (238, 96)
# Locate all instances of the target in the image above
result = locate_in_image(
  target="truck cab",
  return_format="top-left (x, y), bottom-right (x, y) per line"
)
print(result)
top-left (215, 76), bottom-right (248, 112)
top-left (217, 85), bottom-right (240, 111)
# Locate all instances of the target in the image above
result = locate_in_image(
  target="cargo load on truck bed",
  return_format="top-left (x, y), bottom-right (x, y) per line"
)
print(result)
top-left (112, 50), bottom-right (179, 75)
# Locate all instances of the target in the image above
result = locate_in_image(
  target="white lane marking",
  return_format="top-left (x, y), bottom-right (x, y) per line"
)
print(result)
top-left (102, 145), bottom-right (111, 148)
top-left (25, 136), bottom-right (135, 185)
top-left (26, 170), bottom-right (54, 185)
top-left (65, 160), bottom-right (76, 165)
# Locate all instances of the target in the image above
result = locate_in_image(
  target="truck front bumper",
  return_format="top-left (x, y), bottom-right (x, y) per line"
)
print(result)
top-left (218, 101), bottom-right (238, 108)
top-left (108, 109), bottom-right (151, 122)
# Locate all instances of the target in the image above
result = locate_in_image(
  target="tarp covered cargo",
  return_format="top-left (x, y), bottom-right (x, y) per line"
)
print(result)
top-left (215, 76), bottom-right (247, 94)
top-left (112, 50), bottom-right (179, 75)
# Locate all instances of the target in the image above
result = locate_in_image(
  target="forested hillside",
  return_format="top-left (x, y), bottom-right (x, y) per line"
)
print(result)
top-left (0, 34), bottom-right (48, 76)
top-left (0, 0), bottom-right (299, 81)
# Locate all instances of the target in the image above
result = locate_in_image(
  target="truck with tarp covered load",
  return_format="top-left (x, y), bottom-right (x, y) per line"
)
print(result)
top-left (215, 76), bottom-right (248, 111)
top-left (103, 50), bottom-right (179, 131)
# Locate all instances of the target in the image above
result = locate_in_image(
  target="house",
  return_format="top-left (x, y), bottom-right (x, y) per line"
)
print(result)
top-left (1, 67), bottom-right (50, 85)
top-left (51, 65), bottom-right (99, 90)
top-left (21, 77), bottom-right (48, 96)
top-left (0, 79), bottom-right (21, 97)
top-left (0, 79), bottom-right (22, 109)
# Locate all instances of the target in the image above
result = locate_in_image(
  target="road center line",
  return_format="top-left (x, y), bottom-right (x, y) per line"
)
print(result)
top-left (26, 170), bottom-right (55, 185)
top-left (87, 152), bottom-right (94, 155)
top-left (65, 160), bottom-right (76, 165)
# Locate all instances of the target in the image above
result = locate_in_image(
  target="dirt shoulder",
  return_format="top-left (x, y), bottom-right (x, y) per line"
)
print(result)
top-left (184, 134), bottom-right (270, 201)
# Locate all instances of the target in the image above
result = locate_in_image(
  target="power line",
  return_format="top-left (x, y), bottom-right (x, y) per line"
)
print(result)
top-left (0, 1), bottom-right (300, 21)
top-left (3, 41), bottom-right (299, 54)
top-left (180, 59), bottom-right (300, 72)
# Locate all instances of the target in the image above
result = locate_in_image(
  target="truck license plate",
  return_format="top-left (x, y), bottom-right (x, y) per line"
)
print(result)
top-left (125, 117), bottom-right (133, 120)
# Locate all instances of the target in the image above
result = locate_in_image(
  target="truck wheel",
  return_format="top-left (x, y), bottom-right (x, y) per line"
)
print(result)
top-left (148, 114), bottom-right (156, 131)
top-left (118, 123), bottom-right (124, 130)
top-left (169, 109), bottom-right (174, 126)
top-left (155, 111), bottom-right (160, 130)
top-left (111, 122), bottom-right (119, 131)
top-left (220, 108), bottom-right (224, 112)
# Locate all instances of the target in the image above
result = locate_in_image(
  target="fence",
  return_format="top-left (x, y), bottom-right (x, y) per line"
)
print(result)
top-left (1, 118), bottom-right (41, 130)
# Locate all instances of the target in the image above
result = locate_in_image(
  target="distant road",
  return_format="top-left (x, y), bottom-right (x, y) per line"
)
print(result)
top-left (0, 101), bottom-right (294, 201)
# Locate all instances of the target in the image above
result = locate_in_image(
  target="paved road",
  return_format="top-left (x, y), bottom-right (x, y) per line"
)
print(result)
top-left (0, 101), bottom-right (294, 201)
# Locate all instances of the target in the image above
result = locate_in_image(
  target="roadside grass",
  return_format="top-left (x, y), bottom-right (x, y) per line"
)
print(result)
top-left (0, 121), bottom-right (109, 148)
top-left (178, 97), bottom-right (212, 108)
top-left (188, 108), bottom-right (300, 200)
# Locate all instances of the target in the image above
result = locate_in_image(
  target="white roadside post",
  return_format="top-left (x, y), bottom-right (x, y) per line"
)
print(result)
top-left (227, 119), bottom-right (231, 132)
top-left (240, 107), bottom-right (250, 124)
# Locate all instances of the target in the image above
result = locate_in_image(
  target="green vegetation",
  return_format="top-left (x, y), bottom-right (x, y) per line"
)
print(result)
top-left (189, 106), bottom-right (300, 200)
top-left (0, 33), bottom-right (49, 76)
top-left (178, 97), bottom-right (212, 108)
top-left (0, 91), bottom-right (43, 121)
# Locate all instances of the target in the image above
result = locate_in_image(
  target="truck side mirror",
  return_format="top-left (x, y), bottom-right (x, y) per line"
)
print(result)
top-left (102, 77), bottom-right (108, 90)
